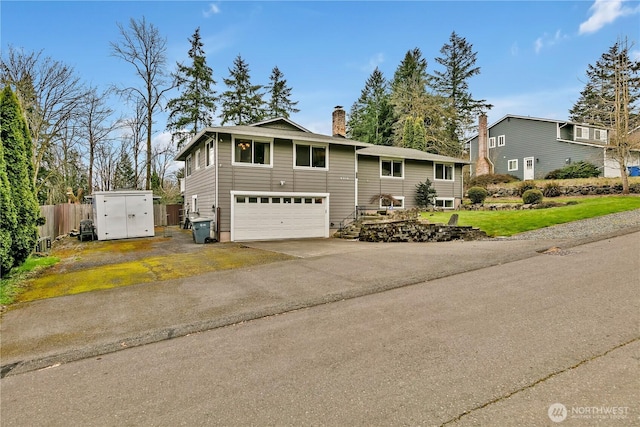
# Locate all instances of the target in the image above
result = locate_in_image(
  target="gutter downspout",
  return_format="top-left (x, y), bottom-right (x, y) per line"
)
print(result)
top-left (215, 132), bottom-right (220, 241)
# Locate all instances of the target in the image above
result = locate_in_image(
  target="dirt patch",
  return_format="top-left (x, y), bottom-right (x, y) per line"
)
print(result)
top-left (16, 227), bottom-right (294, 303)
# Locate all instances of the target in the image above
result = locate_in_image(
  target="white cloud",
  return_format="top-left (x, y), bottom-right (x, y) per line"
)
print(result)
top-left (631, 49), bottom-right (640, 61)
top-left (363, 52), bottom-right (384, 73)
top-left (510, 42), bottom-right (519, 56)
top-left (534, 30), bottom-right (569, 54)
top-left (203, 3), bottom-right (221, 18)
top-left (579, 0), bottom-right (638, 34)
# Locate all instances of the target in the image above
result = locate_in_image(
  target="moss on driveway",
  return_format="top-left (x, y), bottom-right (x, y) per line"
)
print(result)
top-left (16, 230), bottom-right (294, 303)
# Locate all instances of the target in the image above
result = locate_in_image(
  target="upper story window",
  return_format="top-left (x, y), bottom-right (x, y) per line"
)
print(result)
top-left (497, 135), bottom-right (506, 146)
top-left (381, 159), bottom-right (403, 178)
top-left (206, 140), bottom-right (214, 167)
top-left (295, 143), bottom-right (327, 169)
top-left (594, 129), bottom-right (607, 142)
top-left (195, 148), bottom-right (201, 170)
top-left (233, 138), bottom-right (272, 166)
top-left (185, 155), bottom-right (192, 176)
top-left (489, 137), bottom-right (496, 148)
top-left (435, 163), bottom-right (454, 181)
top-left (575, 126), bottom-right (589, 140)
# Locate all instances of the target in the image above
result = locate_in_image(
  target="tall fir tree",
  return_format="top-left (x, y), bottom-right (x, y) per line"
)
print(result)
top-left (569, 40), bottom-right (640, 128)
top-left (166, 27), bottom-right (218, 149)
top-left (113, 149), bottom-right (137, 190)
top-left (0, 86), bottom-right (40, 268)
top-left (220, 55), bottom-right (265, 125)
top-left (430, 31), bottom-right (491, 150)
top-left (265, 66), bottom-right (299, 119)
top-left (347, 67), bottom-right (394, 145)
top-left (0, 130), bottom-right (18, 276)
top-left (390, 48), bottom-right (453, 154)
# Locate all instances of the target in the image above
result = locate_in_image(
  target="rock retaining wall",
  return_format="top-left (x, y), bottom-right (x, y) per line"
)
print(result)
top-left (488, 183), bottom-right (640, 198)
top-left (359, 220), bottom-right (487, 242)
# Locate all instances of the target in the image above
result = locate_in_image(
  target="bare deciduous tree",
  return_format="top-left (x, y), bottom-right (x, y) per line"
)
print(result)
top-left (1, 46), bottom-right (87, 192)
top-left (110, 17), bottom-right (173, 190)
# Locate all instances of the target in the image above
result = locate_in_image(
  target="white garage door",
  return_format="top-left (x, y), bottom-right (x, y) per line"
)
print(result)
top-left (231, 192), bottom-right (329, 241)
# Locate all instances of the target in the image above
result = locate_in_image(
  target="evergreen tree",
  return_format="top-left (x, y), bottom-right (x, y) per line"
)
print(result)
top-left (265, 66), bottom-right (299, 119)
top-left (0, 86), bottom-right (40, 268)
top-left (166, 27), bottom-right (218, 149)
top-left (0, 131), bottom-right (17, 276)
top-left (390, 48), bottom-right (452, 153)
top-left (220, 55), bottom-right (265, 125)
top-left (430, 31), bottom-right (491, 147)
top-left (113, 149), bottom-right (137, 190)
top-left (347, 67), bottom-right (394, 145)
top-left (569, 41), bottom-right (640, 128)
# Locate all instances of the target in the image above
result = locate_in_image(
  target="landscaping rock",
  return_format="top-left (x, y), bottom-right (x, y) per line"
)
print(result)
top-left (358, 219), bottom-right (487, 243)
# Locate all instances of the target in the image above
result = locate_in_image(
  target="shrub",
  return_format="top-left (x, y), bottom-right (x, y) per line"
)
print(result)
top-left (522, 189), bottom-right (543, 204)
top-left (543, 182), bottom-right (562, 197)
top-left (544, 161), bottom-right (601, 179)
top-left (467, 186), bottom-right (488, 204)
top-left (415, 179), bottom-right (438, 208)
top-left (517, 180), bottom-right (537, 196)
top-left (467, 173), bottom-right (519, 188)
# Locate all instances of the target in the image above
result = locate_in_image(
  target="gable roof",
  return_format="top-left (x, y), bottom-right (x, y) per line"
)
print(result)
top-left (249, 117), bottom-right (311, 133)
top-left (175, 124), bottom-right (373, 161)
top-left (357, 145), bottom-right (469, 164)
top-left (465, 114), bottom-right (610, 143)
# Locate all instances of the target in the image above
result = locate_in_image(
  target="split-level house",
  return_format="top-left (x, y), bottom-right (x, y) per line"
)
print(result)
top-left (468, 114), bottom-right (640, 180)
top-left (175, 107), bottom-right (468, 242)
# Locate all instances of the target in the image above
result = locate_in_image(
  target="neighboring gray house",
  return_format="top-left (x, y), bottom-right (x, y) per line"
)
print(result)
top-left (468, 114), bottom-right (640, 180)
top-left (175, 107), bottom-right (468, 242)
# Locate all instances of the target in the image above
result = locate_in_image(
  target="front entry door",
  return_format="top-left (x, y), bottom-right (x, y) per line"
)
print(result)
top-left (524, 157), bottom-right (535, 180)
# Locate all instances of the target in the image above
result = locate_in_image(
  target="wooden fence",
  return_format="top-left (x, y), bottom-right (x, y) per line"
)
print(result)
top-left (38, 203), bottom-right (181, 238)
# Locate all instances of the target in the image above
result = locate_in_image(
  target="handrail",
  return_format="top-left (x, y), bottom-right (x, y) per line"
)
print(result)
top-left (338, 206), bottom-right (366, 231)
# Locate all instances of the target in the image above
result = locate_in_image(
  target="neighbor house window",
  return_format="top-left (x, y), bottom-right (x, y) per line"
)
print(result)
top-left (435, 163), bottom-right (454, 181)
top-left (195, 148), bottom-right (201, 170)
top-left (206, 140), bottom-right (214, 167)
top-left (379, 195), bottom-right (404, 209)
top-left (489, 137), bottom-right (496, 148)
top-left (575, 126), bottom-right (588, 140)
top-left (185, 155), bottom-right (192, 176)
top-left (508, 159), bottom-right (518, 171)
top-left (497, 135), bottom-right (506, 147)
top-left (233, 138), bottom-right (272, 166)
top-left (435, 198), bottom-right (455, 209)
top-left (381, 159), bottom-right (403, 178)
top-left (295, 143), bottom-right (327, 169)
top-left (594, 129), bottom-right (607, 142)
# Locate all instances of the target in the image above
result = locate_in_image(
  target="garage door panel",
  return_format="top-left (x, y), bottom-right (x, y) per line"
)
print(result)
top-left (232, 193), bottom-right (328, 241)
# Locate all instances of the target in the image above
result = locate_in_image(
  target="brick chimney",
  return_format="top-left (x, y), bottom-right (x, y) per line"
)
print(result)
top-left (332, 106), bottom-right (346, 137)
top-left (475, 113), bottom-right (493, 176)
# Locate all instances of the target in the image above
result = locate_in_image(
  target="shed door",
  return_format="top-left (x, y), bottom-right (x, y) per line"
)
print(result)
top-left (232, 193), bottom-right (328, 241)
top-left (125, 194), bottom-right (154, 238)
top-left (102, 196), bottom-right (128, 239)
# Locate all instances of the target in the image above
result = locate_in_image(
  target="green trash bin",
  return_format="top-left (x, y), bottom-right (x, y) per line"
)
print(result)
top-left (191, 218), bottom-right (213, 244)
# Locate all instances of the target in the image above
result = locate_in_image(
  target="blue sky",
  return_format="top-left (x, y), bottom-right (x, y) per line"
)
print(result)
top-left (2, 0), bottom-right (639, 143)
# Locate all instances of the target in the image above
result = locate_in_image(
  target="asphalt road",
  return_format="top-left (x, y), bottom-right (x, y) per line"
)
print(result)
top-left (1, 232), bottom-right (638, 426)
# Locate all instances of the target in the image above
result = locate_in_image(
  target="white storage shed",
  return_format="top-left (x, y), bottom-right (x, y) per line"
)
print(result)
top-left (92, 191), bottom-right (155, 241)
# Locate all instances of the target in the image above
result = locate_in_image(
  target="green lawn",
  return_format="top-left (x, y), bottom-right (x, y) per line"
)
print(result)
top-left (0, 255), bottom-right (60, 305)
top-left (420, 196), bottom-right (640, 237)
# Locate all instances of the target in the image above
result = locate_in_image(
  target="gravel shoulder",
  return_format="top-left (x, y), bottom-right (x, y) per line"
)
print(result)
top-left (504, 208), bottom-right (640, 240)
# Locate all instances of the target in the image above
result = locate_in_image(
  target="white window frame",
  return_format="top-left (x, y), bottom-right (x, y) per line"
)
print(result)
top-left (497, 135), bottom-right (506, 147)
top-left (232, 137), bottom-right (273, 167)
top-left (488, 137), bottom-right (496, 149)
top-left (195, 148), bottom-right (201, 170)
top-left (185, 155), bottom-right (192, 176)
top-left (575, 126), bottom-right (588, 140)
top-left (594, 129), bottom-right (607, 143)
top-left (508, 159), bottom-right (518, 171)
top-left (380, 158), bottom-right (404, 179)
top-left (435, 198), bottom-right (455, 209)
top-left (434, 162), bottom-right (454, 181)
top-left (206, 140), bottom-right (214, 167)
top-left (191, 194), bottom-right (198, 217)
top-left (379, 195), bottom-right (404, 209)
top-left (293, 142), bottom-right (329, 170)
